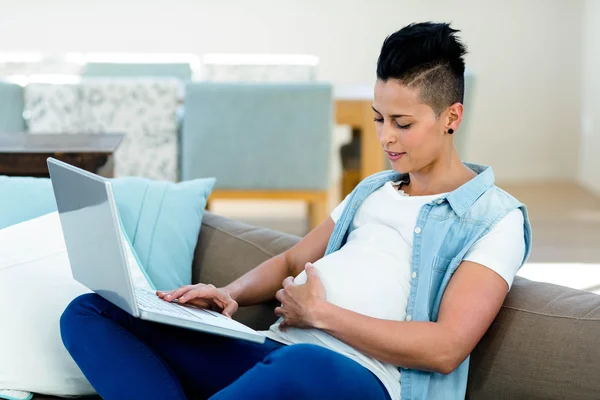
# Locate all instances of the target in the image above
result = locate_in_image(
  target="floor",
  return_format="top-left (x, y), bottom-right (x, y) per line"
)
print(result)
top-left (499, 182), bottom-right (600, 294)
top-left (211, 182), bottom-right (600, 294)
top-left (498, 182), bottom-right (600, 263)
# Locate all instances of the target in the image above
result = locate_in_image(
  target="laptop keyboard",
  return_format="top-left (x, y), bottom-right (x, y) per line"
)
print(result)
top-left (135, 287), bottom-right (200, 320)
top-left (134, 288), bottom-right (262, 340)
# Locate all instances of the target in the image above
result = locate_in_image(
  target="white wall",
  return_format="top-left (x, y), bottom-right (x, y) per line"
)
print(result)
top-left (579, 0), bottom-right (600, 195)
top-left (0, 0), bottom-right (583, 182)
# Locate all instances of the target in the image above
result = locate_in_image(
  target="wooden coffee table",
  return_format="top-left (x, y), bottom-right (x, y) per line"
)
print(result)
top-left (0, 133), bottom-right (124, 178)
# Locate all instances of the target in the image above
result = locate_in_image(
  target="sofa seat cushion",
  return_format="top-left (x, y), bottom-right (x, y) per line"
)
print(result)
top-left (468, 276), bottom-right (600, 399)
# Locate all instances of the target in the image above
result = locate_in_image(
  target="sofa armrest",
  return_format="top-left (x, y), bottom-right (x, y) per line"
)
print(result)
top-left (467, 276), bottom-right (600, 399)
top-left (192, 212), bottom-right (300, 330)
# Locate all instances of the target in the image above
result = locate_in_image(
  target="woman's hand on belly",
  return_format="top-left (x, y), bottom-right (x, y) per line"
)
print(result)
top-left (275, 263), bottom-right (327, 330)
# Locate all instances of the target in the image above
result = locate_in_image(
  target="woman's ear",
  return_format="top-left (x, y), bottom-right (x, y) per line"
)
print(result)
top-left (446, 102), bottom-right (464, 132)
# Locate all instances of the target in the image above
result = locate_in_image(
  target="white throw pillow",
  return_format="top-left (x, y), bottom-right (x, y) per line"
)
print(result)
top-left (0, 212), bottom-right (152, 398)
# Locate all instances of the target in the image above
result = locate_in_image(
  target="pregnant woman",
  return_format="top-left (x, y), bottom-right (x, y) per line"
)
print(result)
top-left (60, 21), bottom-right (531, 400)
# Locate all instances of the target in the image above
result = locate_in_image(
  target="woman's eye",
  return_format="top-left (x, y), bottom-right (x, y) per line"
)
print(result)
top-left (374, 118), bottom-right (384, 123)
top-left (396, 122), bottom-right (412, 130)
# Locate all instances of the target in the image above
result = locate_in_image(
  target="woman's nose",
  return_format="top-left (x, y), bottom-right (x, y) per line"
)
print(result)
top-left (380, 124), bottom-right (397, 147)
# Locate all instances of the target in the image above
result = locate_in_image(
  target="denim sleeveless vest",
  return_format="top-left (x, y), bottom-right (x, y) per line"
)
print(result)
top-left (324, 163), bottom-right (532, 400)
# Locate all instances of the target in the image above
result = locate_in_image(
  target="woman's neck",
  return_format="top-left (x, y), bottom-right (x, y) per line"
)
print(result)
top-left (401, 152), bottom-right (477, 196)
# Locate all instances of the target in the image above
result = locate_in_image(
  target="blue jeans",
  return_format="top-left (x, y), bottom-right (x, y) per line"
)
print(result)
top-left (61, 293), bottom-right (392, 400)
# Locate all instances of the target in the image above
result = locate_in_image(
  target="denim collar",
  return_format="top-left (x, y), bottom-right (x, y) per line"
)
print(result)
top-left (446, 163), bottom-right (495, 216)
top-left (386, 162), bottom-right (495, 217)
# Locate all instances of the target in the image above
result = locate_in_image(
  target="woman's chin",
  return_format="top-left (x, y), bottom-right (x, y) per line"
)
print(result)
top-left (389, 160), bottom-right (411, 174)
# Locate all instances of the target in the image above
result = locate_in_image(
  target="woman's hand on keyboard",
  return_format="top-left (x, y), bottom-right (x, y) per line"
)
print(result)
top-left (157, 284), bottom-right (238, 318)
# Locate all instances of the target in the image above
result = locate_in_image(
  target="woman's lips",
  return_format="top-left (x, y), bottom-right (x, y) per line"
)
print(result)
top-left (386, 151), bottom-right (406, 161)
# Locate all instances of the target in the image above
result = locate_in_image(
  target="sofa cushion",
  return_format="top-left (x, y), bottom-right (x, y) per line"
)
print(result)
top-left (467, 276), bottom-right (600, 399)
top-left (0, 176), bottom-right (56, 230)
top-left (111, 176), bottom-right (215, 290)
top-left (0, 210), bottom-right (155, 400)
top-left (0, 215), bottom-right (97, 398)
top-left (0, 175), bottom-right (215, 290)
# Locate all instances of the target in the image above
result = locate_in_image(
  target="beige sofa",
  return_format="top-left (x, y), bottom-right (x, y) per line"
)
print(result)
top-left (34, 212), bottom-right (600, 399)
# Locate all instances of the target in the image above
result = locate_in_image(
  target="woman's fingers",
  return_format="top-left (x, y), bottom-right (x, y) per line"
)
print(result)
top-left (158, 284), bottom-right (238, 317)
top-left (275, 306), bottom-right (291, 330)
top-left (222, 299), bottom-right (238, 318)
top-left (190, 286), bottom-right (238, 317)
top-left (274, 306), bottom-right (284, 318)
top-left (162, 285), bottom-right (194, 302)
top-left (178, 284), bottom-right (217, 303)
top-left (178, 286), bottom-right (238, 317)
top-left (275, 288), bottom-right (285, 303)
top-left (282, 276), bottom-right (295, 288)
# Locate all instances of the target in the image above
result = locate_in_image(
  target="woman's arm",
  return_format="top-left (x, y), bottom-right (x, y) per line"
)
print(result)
top-left (223, 218), bottom-right (335, 307)
top-left (317, 261), bottom-right (508, 374)
top-left (278, 261), bottom-right (509, 375)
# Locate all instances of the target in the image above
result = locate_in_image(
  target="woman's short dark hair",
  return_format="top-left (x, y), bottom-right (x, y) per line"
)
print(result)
top-left (376, 22), bottom-right (467, 115)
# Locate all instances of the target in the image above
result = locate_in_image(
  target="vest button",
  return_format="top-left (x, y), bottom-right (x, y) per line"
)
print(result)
top-left (414, 227), bottom-right (422, 234)
top-left (406, 314), bottom-right (412, 321)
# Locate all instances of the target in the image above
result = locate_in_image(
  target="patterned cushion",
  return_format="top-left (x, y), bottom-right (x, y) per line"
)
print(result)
top-left (24, 83), bottom-right (82, 133)
top-left (79, 79), bottom-right (182, 181)
top-left (23, 79), bottom-right (182, 181)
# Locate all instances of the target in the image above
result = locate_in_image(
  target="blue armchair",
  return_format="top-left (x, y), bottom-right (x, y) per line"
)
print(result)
top-left (181, 82), bottom-right (334, 229)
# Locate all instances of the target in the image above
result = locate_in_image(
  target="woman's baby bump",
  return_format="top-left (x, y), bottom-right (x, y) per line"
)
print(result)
top-left (294, 245), bottom-right (412, 321)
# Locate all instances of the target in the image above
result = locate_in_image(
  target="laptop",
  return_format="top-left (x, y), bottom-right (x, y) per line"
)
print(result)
top-left (47, 158), bottom-right (265, 344)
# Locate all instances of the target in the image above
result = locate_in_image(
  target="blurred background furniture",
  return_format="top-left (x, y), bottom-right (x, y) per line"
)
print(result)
top-left (70, 53), bottom-right (196, 180)
top-left (0, 52), bottom-right (83, 84)
top-left (21, 78), bottom-right (182, 181)
top-left (25, 82), bottom-right (82, 133)
top-left (334, 84), bottom-right (382, 196)
top-left (199, 53), bottom-right (352, 202)
top-left (0, 81), bottom-right (25, 133)
top-left (0, 133), bottom-right (123, 177)
top-left (181, 82), bottom-right (333, 230)
top-left (77, 79), bottom-right (182, 181)
top-left (74, 53), bottom-right (198, 81)
top-left (0, 53), bottom-right (472, 227)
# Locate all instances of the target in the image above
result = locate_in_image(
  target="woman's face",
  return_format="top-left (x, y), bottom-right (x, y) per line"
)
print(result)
top-left (373, 79), bottom-right (455, 174)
